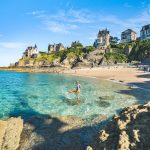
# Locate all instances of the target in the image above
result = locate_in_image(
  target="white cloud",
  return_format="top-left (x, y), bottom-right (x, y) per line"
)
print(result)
top-left (28, 9), bottom-right (94, 34)
top-left (124, 2), bottom-right (132, 8)
top-left (68, 9), bottom-right (94, 23)
top-left (141, 1), bottom-right (146, 8)
top-left (45, 21), bottom-right (78, 33)
top-left (66, 0), bottom-right (71, 7)
top-left (28, 4), bottom-right (150, 36)
top-left (27, 10), bottom-right (46, 16)
top-left (0, 42), bottom-right (26, 49)
top-left (98, 4), bottom-right (150, 32)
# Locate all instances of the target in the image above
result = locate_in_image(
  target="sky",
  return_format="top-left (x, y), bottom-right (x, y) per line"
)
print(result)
top-left (0, 0), bottom-right (150, 66)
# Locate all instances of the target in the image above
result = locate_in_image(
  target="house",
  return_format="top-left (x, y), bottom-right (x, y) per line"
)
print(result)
top-left (140, 24), bottom-right (150, 40)
top-left (22, 44), bottom-right (38, 58)
top-left (93, 29), bottom-right (110, 52)
top-left (48, 43), bottom-right (64, 53)
top-left (121, 29), bottom-right (136, 43)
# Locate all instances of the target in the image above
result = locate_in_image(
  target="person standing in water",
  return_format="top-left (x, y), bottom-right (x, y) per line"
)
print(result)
top-left (68, 81), bottom-right (81, 99)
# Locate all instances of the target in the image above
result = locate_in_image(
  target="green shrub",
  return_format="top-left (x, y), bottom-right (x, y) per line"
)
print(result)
top-left (104, 52), bottom-right (128, 63)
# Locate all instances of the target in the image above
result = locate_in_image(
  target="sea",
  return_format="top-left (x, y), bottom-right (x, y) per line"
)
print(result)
top-left (0, 70), bottom-right (149, 120)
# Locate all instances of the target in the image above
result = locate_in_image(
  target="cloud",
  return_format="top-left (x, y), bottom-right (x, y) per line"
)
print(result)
top-left (141, 1), bottom-right (146, 8)
top-left (66, 0), bottom-right (71, 7)
top-left (124, 2), bottom-right (132, 8)
top-left (28, 9), bottom-right (94, 34)
top-left (28, 4), bottom-right (150, 37)
top-left (98, 4), bottom-right (150, 32)
top-left (45, 21), bottom-right (78, 33)
top-left (68, 9), bottom-right (94, 23)
top-left (0, 42), bottom-right (26, 49)
top-left (27, 10), bottom-right (46, 16)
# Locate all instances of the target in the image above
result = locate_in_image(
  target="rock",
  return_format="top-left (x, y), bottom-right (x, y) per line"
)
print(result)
top-left (18, 115), bottom-right (85, 150)
top-left (99, 130), bottom-right (109, 142)
top-left (85, 50), bottom-right (104, 66)
top-left (0, 117), bottom-right (23, 150)
top-left (86, 146), bottom-right (93, 150)
top-left (91, 101), bottom-right (150, 150)
top-left (52, 58), bottom-right (61, 67)
top-left (118, 131), bottom-right (130, 150)
top-left (61, 59), bottom-right (71, 68)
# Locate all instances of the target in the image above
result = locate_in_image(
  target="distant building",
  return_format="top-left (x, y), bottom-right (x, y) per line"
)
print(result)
top-left (23, 44), bottom-right (38, 58)
top-left (121, 29), bottom-right (136, 43)
top-left (93, 29), bottom-right (110, 50)
top-left (140, 24), bottom-right (150, 40)
top-left (48, 43), bottom-right (64, 53)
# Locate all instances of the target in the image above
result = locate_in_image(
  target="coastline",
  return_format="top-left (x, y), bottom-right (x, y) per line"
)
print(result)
top-left (1, 65), bottom-right (150, 90)
top-left (63, 66), bottom-right (150, 90)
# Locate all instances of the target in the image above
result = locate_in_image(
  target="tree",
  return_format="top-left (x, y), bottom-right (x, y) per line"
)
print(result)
top-left (128, 39), bottom-right (150, 61)
top-left (71, 41), bottom-right (83, 48)
top-left (109, 36), bottom-right (120, 44)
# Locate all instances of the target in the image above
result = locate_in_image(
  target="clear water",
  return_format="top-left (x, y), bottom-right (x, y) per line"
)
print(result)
top-left (0, 71), bottom-right (149, 120)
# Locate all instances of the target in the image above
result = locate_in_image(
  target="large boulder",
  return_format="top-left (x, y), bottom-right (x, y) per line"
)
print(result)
top-left (85, 50), bottom-right (104, 66)
top-left (0, 117), bottom-right (23, 150)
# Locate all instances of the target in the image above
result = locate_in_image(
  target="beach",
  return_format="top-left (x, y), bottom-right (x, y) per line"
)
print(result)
top-left (63, 66), bottom-right (150, 87)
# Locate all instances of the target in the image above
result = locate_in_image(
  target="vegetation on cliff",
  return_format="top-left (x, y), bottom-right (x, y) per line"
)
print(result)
top-left (17, 41), bottom-right (96, 67)
top-left (16, 39), bottom-right (150, 68)
top-left (104, 52), bottom-right (128, 63)
top-left (128, 39), bottom-right (150, 61)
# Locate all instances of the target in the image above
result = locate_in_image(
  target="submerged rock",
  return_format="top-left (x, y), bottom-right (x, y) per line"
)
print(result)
top-left (99, 95), bottom-right (115, 101)
top-left (96, 100), bottom-right (111, 108)
top-left (90, 101), bottom-right (150, 150)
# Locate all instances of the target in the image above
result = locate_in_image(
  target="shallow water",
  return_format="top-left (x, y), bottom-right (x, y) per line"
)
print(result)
top-left (0, 71), bottom-right (149, 120)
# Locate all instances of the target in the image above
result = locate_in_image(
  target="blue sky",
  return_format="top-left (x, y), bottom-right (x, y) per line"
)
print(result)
top-left (0, 0), bottom-right (150, 66)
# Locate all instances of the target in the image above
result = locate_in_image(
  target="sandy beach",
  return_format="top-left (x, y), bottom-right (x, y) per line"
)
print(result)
top-left (63, 66), bottom-right (150, 87)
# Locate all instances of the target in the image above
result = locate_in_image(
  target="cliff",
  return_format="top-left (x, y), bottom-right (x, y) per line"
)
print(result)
top-left (12, 50), bottom-right (127, 69)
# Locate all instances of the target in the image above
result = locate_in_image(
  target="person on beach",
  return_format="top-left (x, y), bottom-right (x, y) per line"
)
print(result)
top-left (68, 81), bottom-right (81, 100)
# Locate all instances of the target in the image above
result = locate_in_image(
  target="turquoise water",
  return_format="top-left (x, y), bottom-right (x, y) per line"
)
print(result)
top-left (0, 71), bottom-right (149, 120)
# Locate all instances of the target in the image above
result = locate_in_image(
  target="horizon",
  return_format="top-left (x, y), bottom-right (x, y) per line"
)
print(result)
top-left (0, 0), bottom-right (150, 66)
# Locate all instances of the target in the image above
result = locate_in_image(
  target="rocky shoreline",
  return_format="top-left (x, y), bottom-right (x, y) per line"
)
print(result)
top-left (0, 102), bottom-right (149, 150)
top-left (90, 101), bottom-right (150, 150)
top-left (0, 66), bottom-right (68, 73)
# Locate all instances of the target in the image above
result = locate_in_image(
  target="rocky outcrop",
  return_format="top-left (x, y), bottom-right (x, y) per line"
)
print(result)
top-left (90, 102), bottom-right (150, 150)
top-left (0, 117), bottom-right (23, 150)
top-left (18, 115), bottom-right (85, 150)
top-left (13, 49), bottom-right (106, 69)
top-left (18, 114), bottom-right (106, 150)
top-left (85, 50), bottom-right (104, 66)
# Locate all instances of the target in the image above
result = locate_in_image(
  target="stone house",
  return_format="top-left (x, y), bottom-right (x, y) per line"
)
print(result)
top-left (22, 44), bottom-right (38, 58)
top-left (48, 43), bottom-right (64, 53)
top-left (121, 29), bottom-right (136, 43)
top-left (93, 29), bottom-right (110, 53)
top-left (140, 24), bottom-right (150, 40)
